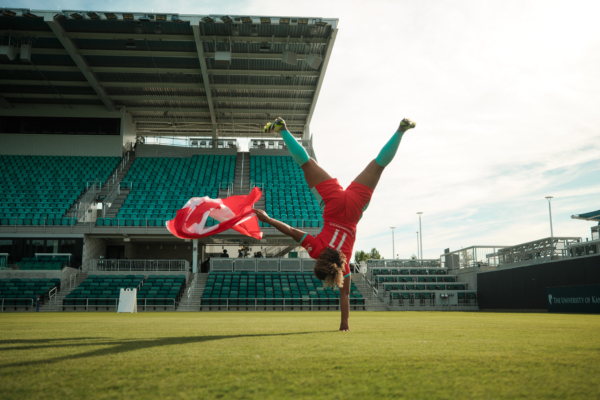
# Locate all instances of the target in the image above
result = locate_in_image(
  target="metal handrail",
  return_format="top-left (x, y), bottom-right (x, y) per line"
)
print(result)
top-left (187, 273), bottom-right (198, 306)
top-left (76, 180), bottom-right (100, 223)
top-left (63, 297), bottom-right (177, 311)
top-left (103, 182), bottom-right (120, 211)
top-left (210, 258), bottom-right (316, 272)
top-left (201, 297), bottom-right (343, 311)
top-left (1, 298), bottom-right (35, 311)
top-left (48, 287), bottom-right (58, 309)
top-left (88, 259), bottom-right (189, 272)
top-left (69, 272), bottom-right (78, 290)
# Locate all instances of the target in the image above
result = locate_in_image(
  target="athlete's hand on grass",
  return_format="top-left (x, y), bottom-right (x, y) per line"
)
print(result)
top-left (254, 209), bottom-right (271, 223)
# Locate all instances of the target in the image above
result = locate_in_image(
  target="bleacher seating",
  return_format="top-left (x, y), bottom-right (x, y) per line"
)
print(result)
top-left (201, 271), bottom-right (364, 310)
top-left (0, 278), bottom-right (61, 309)
top-left (98, 155), bottom-right (235, 227)
top-left (63, 274), bottom-right (186, 310)
top-left (138, 275), bottom-right (186, 309)
top-left (17, 255), bottom-right (70, 270)
top-left (368, 268), bottom-right (477, 308)
top-left (250, 156), bottom-right (322, 228)
top-left (0, 155), bottom-right (120, 225)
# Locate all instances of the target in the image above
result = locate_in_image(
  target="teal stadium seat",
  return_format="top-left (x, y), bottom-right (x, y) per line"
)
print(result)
top-left (250, 156), bottom-right (323, 226)
top-left (0, 155), bottom-right (119, 224)
top-left (201, 271), bottom-right (363, 310)
top-left (116, 155), bottom-right (236, 226)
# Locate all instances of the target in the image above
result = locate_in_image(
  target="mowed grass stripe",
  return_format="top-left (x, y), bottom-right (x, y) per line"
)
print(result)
top-left (0, 312), bottom-right (599, 399)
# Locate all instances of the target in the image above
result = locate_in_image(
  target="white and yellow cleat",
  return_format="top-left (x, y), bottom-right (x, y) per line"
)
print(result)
top-left (262, 117), bottom-right (287, 134)
top-left (398, 118), bottom-right (416, 132)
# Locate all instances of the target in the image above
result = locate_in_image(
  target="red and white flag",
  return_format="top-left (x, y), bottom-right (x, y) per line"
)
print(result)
top-left (166, 187), bottom-right (263, 240)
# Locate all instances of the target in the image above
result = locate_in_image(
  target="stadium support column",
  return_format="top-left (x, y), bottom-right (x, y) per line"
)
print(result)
top-left (44, 14), bottom-right (116, 112)
top-left (212, 125), bottom-right (218, 148)
top-left (191, 19), bottom-right (217, 146)
top-left (193, 239), bottom-right (198, 273)
top-left (304, 28), bottom-right (338, 137)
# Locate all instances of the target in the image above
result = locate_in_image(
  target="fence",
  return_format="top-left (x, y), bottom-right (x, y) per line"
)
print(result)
top-left (63, 298), bottom-right (176, 311)
top-left (201, 298), bottom-right (341, 311)
top-left (86, 259), bottom-right (189, 272)
top-left (187, 273), bottom-right (198, 306)
top-left (144, 137), bottom-right (239, 149)
top-left (365, 259), bottom-right (441, 268)
top-left (76, 180), bottom-right (101, 223)
top-left (210, 258), bottom-right (315, 272)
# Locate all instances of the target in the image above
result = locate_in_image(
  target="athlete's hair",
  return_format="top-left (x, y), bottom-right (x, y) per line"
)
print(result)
top-left (314, 248), bottom-right (347, 288)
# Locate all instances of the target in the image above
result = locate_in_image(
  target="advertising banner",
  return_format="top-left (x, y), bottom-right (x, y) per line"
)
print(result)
top-left (547, 285), bottom-right (600, 313)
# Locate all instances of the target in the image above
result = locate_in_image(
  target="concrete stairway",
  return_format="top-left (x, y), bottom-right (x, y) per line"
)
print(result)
top-left (176, 273), bottom-right (208, 311)
top-left (352, 274), bottom-right (388, 311)
top-left (272, 245), bottom-right (299, 258)
top-left (233, 151), bottom-right (251, 196)
top-left (103, 151), bottom-right (136, 219)
top-left (39, 272), bottom-right (88, 312)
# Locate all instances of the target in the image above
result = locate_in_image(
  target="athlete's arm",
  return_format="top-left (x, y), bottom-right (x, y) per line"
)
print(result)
top-left (339, 275), bottom-right (351, 331)
top-left (254, 209), bottom-right (306, 243)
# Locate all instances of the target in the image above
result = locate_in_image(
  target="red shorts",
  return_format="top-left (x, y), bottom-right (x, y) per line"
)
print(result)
top-left (314, 178), bottom-right (374, 225)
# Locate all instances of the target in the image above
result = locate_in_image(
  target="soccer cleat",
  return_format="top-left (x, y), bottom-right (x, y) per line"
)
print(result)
top-left (262, 117), bottom-right (288, 134)
top-left (398, 118), bottom-right (416, 132)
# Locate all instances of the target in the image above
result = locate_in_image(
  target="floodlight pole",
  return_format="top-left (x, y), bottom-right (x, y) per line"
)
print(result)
top-left (545, 196), bottom-right (554, 238)
top-left (417, 212), bottom-right (423, 261)
top-left (390, 227), bottom-right (395, 260)
top-left (416, 232), bottom-right (419, 260)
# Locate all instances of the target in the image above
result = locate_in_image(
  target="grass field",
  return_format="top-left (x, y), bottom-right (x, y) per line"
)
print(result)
top-left (0, 312), bottom-right (599, 399)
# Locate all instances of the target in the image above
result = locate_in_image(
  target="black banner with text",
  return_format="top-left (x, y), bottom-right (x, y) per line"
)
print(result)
top-left (547, 285), bottom-right (600, 313)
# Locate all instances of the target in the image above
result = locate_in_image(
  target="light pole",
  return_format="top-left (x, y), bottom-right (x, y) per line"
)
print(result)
top-left (545, 196), bottom-right (554, 238)
top-left (416, 231), bottom-right (419, 259)
top-left (390, 227), bottom-right (396, 260)
top-left (417, 212), bottom-right (423, 260)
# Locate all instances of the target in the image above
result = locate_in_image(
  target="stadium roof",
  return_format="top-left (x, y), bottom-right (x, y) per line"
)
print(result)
top-left (0, 9), bottom-right (338, 139)
top-left (571, 209), bottom-right (600, 222)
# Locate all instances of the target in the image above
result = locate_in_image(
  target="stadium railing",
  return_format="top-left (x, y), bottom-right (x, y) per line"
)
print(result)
top-left (86, 259), bottom-right (189, 272)
top-left (187, 273), bottom-right (198, 307)
top-left (210, 258), bottom-right (316, 273)
top-left (63, 297), bottom-right (176, 312)
top-left (202, 297), bottom-right (340, 311)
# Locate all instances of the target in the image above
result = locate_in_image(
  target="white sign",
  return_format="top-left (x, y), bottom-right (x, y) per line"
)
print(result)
top-left (117, 288), bottom-right (137, 313)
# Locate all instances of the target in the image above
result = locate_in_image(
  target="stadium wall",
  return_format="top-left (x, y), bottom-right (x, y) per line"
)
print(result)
top-left (477, 254), bottom-right (600, 310)
top-left (125, 243), bottom-right (193, 265)
top-left (136, 144), bottom-right (237, 158)
top-left (0, 105), bottom-right (132, 156)
top-left (0, 266), bottom-right (78, 281)
top-left (0, 134), bottom-right (123, 157)
top-left (83, 235), bottom-right (106, 265)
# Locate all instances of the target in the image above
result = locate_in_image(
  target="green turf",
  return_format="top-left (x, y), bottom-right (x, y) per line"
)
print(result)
top-left (0, 312), bottom-right (599, 399)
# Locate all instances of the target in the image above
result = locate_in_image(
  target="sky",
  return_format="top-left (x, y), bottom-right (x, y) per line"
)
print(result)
top-left (5, 0), bottom-right (600, 260)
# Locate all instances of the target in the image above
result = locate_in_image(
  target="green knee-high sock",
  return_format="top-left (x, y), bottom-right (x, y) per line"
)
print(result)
top-left (280, 129), bottom-right (310, 166)
top-left (375, 131), bottom-right (404, 167)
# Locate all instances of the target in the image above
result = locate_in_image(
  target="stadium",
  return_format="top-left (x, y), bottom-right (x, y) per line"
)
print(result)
top-left (1, 7), bottom-right (599, 399)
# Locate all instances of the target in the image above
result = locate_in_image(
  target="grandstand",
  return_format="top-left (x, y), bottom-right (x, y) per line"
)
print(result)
top-left (0, 8), bottom-right (344, 311)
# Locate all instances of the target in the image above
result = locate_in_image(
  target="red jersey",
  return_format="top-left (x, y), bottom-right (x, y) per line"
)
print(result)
top-left (298, 178), bottom-right (374, 277)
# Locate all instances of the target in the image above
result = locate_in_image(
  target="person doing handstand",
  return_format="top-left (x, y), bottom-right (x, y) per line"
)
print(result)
top-left (254, 117), bottom-right (416, 331)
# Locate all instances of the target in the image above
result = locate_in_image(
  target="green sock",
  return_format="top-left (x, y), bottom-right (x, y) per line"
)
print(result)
top-left (375, 131), bottom-right (404, 167)
top-left (280, 129), bottom-right (310, 166)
